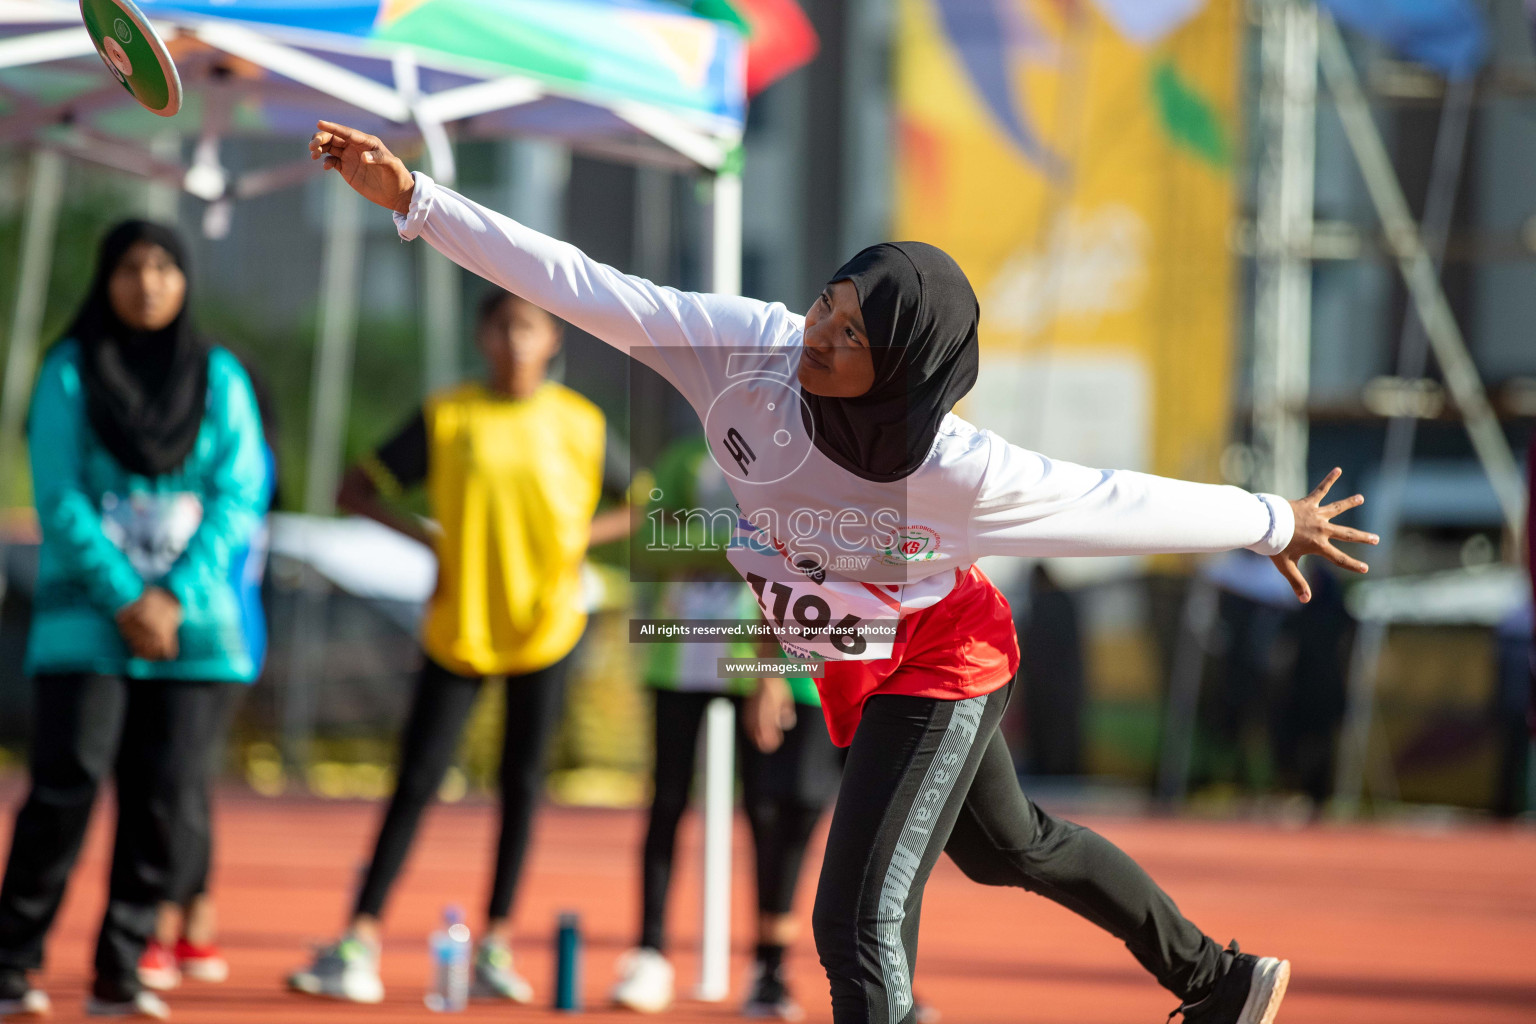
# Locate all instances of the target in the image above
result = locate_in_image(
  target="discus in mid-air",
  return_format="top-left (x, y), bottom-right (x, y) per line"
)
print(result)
top-left (79, 0), bottom-right (182, 117)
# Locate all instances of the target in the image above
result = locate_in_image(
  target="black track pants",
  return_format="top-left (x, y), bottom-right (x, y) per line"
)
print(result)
top-left (638, 689), bottom-right (842, 951)
top-left (812, 679), bottom-right (1223, 1024)
top-left (170, 683), bottom-right (244, 906)
top-left (0, 674), bottom-right (229, 992)
top-left (353, 652), bottom-right (571, 922)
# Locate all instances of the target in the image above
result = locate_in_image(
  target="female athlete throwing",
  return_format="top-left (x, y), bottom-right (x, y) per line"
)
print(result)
top-left (308, 121), bottom-right (1376, 1024)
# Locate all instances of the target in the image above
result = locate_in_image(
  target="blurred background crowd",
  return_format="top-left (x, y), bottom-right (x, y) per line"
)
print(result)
top-left (0, 0), bottom-right (1532, 826)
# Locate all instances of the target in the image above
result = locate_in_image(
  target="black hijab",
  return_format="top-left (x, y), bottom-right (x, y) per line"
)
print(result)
top-left (801, 241), bottom-right (980, 482)
top-left (70, 220), bottom-right (208, 477)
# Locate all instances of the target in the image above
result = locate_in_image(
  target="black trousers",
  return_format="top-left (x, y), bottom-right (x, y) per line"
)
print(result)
top-left (353, 652), bottom-right (571, 922)
top-left (639, 689), bottom-right (842, 952)
top-left (812, 679), bottom-right (1224, 1024)
top-left (169, 683), bottom-right (244, 907)
top-left (0, 674), bottom-right (230, 992)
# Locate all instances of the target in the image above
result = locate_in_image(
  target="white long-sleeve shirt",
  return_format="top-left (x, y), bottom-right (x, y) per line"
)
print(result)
top-left (396, 173), bottom-right (1293, 661)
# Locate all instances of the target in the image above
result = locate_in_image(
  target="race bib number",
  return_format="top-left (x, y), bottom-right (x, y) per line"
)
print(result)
top-left (100, 491), bottom-right (203, 581)
top-left (725, 519), bottom-right (900, 662)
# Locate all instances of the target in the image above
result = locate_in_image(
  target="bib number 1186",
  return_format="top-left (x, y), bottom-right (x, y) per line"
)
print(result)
top-left (745, 572), bottom-right (867, 656)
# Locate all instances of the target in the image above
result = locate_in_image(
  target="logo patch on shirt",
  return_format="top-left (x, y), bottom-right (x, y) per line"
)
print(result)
top-left (100, 491), bottom-right (204, 580)
top-left (722, 427), bottom-right (756, 475)
top-left (878, 525), bottom-right (940, 565)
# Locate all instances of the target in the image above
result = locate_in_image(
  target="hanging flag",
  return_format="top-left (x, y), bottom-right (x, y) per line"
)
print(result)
top-left (1318, 0), bottom-right (1488, 80)
top-left (676, 0), bottom-right (818, 95)
top-left (930, 0), bottom-right (1059, 169)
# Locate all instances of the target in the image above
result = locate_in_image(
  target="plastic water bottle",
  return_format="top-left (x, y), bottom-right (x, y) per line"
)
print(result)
top-left (553, 911), bottom-right (582, 1011)
top-left (425, 906), bottom-right (471, 1012)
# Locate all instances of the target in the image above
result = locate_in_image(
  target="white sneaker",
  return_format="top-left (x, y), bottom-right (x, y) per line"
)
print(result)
top-left (84, 990), bottom-right (171, 1019)
top-left (286, 936), bottom-right (385, 1004)
top-left (0, 987), bottom-right (50, 1018)
top-left (611, 947), bottom-right (674, 1013)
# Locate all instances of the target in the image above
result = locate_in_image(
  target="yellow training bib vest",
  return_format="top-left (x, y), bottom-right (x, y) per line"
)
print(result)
top-left (420, 382), bottom-right (605, 676)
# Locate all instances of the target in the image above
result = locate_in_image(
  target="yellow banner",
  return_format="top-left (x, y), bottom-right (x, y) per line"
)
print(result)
top-left (896, 0), bottom-right (1239, 485)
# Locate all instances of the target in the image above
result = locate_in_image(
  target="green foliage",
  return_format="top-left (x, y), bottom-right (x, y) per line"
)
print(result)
top-left (195, 302), bottom-right (425, 514)
top-left (0, 169), bottom-right (151, 506)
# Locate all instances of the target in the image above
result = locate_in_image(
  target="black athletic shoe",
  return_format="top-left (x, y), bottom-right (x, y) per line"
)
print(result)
top-left (1169, 941), bottom-right (1290, 1024)
top-left (742, 962), bottom-right (803, 1021)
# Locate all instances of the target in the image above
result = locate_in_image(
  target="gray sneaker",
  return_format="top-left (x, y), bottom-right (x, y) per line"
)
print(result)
top-left (287, 936), bottom-right (385, 1004)
top-left (471, 939), bottom-right (533, 1003)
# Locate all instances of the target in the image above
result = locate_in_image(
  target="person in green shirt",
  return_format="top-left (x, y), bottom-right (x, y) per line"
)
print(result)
top-left (0, 220), bottom-right (268, 1021)
top-left (611, 435), bottom-right (841, 1019)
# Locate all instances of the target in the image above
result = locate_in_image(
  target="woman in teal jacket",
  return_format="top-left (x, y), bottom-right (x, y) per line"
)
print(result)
top-left (0, 221), bottom-right (267, 1021)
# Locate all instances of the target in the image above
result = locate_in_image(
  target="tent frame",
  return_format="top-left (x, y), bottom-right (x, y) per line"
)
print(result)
top-left (0, 4), bottom-right (745, 997)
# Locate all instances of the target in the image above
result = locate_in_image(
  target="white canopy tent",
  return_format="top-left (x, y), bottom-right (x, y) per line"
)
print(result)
top-left (0, 0), bottom-right (746, 515)
top-left (0, 0), bottom-right (749, 998)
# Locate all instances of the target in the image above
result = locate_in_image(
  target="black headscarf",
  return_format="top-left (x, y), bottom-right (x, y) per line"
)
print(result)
top-left (801, 241), bottom-right (980, 482)
top-left (70, 220), bottom-right (208, 477)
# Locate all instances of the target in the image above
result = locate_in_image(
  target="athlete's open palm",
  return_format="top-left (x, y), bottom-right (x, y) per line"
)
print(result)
top-left (1271, 468), bottom-right (1378, 603)
top-left (309, 120), bottom-right (415, 214)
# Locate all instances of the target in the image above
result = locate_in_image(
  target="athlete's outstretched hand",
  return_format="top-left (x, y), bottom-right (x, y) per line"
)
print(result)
top-left (309, 121), bottom-right (416, 214)
top-left (1270, 468), bottom-right (1378, 603)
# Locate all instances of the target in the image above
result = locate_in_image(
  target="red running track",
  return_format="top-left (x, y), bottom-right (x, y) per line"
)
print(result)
top-left (2, 790), bottom-right (1534, 1023)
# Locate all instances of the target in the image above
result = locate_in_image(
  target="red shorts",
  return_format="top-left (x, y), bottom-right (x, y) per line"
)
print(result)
top-left (815, 565), bottom-right (1020, 747)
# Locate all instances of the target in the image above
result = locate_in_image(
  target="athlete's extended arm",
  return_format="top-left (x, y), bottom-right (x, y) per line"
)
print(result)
top-left (309, 121), bottom-right (785, 360)
top-left (971, 441), bottom-right (1376, 603)
top-left (337, 465), bottom-right (438, 550)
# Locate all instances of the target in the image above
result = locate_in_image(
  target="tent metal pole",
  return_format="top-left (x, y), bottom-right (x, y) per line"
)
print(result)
top-left (612, 101), bottom-right (730, 170)
top-left (696, 167), bottom-right (742, 1005)
top-left (305, 175), bottom-right (364, 517)
top-left (504, 138), bottom-right (570, 236)
top-left (1251, 0), bottom-right (1316, 500)
top-left (697, 696), bottom-right (736, 1003)
top-left (709, 169), bottom-right (743, 297)
top-left (282, 173), bottom-right (364, 780)
top-left (0, 148), bottom-right (63, 514)
top-left (0, 147), bottom-right (63, 612)
top-left (192, 23), bottom-right (412, 122)
top-left (144, 132), bottom-right (181, 221)
top-left (1317, 16), bottom-right (1524, 533)
top-left (420, 249), bottom-right (461, 394)
top-left (413, 76), bottom-right (459, 395)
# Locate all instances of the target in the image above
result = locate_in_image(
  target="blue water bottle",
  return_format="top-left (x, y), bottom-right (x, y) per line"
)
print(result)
top-left (554, 911), bottom-right (582, 1011)
top-left (425, 905), bottom-right (471, 1012)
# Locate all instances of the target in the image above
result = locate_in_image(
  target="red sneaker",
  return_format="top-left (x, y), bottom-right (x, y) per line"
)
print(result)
top-left (175, 939), bottom-right (230, 984)
top-left (137, 939), bottom-right (181, 991)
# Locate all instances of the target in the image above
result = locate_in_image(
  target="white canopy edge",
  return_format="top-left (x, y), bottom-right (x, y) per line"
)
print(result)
top-left (0, 0), bottom-right (744, 192)
top-left (192, 20), bottom-right (412, 122)
top-left (0, 24), bottom-right (92, 67)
